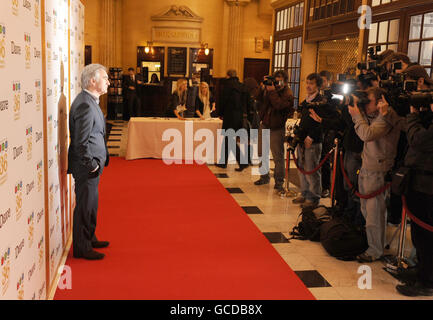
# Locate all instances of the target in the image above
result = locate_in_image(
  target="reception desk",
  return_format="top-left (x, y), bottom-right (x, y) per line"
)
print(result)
top-left (126, 117), bottom-right (223, 162)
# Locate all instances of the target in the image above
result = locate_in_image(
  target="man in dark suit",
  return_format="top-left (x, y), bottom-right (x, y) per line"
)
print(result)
top-left (124, 67), bottom-right (143, 118)
top-left (68, 63), bottom-right (110, 260)
top-left (216, 69), bottom-right (249, 171)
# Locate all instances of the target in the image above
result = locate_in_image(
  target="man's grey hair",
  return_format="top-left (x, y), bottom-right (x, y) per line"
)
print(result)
top-left (81, 63), bottom-right (107, 89)
top-left (227, 69), bottom-right (237, 78)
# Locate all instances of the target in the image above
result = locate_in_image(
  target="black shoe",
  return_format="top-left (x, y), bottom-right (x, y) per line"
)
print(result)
top-left (356, 252), bottom-right (379, 263)
top-left (215, 164), bottom-right (227, 168)
top-left (254, 178), bottom-right (270, 185)
top-left (275, 186), bottom-right (285, 193)
top-left (321, 189), bottom-right (330, 198)
top-left (396, 282), bottom-right (433, 297)
top-left (235, 164), bottom-right (249, 172)
top-left (74, 249), bottom-right (105, 260)
top-left (92, 240), bottom-right (110, 249)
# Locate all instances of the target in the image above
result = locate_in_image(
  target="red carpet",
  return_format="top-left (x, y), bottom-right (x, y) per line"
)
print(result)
top-left (54, 158), bottom-right (314, 300)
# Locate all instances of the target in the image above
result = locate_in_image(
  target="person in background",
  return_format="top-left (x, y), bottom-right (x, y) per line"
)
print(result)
top-left (167, 78), bottom-right (188, 120)
top-left (195, 82), bottom-right (216, 119)
top-left (319, 70), bottom-right (333, 90)
top-left (254, 71), bottom-right (294, 191)
top-left (124, 67), bottom-right (142, 118)
top-left (216, 69), bottom-right (249, 171)
top-left (244, 77), bottom-right (261, 164)
top-left (135, 67), bottom-right (144, 85)
top-left (67, 64), bottom-right (110, 260)
top-left (150, 73), bottom-right (160, 84)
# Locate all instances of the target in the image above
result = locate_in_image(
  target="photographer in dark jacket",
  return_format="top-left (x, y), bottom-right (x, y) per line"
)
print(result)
top-left (292, 73), bottom-right (332, 208)
top-left (216, 69), bottom-right (249, 171)
top-left (340, 106), bottom-right (364, 224)
top-left (396, 87), bottom-right (433, 297)
top-left (254, 70), bottom-right (294, 191)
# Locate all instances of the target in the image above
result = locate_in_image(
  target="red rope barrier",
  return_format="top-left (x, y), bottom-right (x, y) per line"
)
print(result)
top-left (339, 151), bottom-right (391, 200)
top-left (402, 196), bottom-right (433, 233)
top-left (291, 148), bottom-right (333, 175)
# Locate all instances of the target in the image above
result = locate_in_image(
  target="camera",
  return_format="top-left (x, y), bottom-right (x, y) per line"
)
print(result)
top-left (286, 124), bottom-right (303, 150)
top-left (357, 72), bottom-right (378, 89)
top-left (327, 77), bottom-right (370, 111)
top-left (409, 91), bottom-right (433, 110)
top-left (379, 71), bottom-right (426, 116)
top-left (262, 76), bottom-right (280, 86)
top-left (356, 46), bottom-right (392, 80)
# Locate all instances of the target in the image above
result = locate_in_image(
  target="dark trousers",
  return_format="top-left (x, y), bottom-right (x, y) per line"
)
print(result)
top-left (321, 137), bottom-right (333, 191)
top-left (219, 135), bottom-right (247, 166)
top-left (73, 174), bottom-right (100, 255)
top-left (127, 92), bottom-right (142, 118)
top-left (260, 126), bottom-right (285, 186)
top-left (406, 189), bottom-right (433, 288)
top-left (343, 151), bottom-right (364, 226)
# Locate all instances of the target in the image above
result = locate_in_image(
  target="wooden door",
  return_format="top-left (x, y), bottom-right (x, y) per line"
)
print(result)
top-left (243, 58), bottom-right (270, 83)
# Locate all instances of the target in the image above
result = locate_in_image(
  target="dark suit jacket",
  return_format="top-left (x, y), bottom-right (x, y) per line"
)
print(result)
top-left (124, 75), bottom-right (140, 95)
top-left (219, 77), bottom-right (247, 130)
top-left (67, 90), bottom-right (109, 178)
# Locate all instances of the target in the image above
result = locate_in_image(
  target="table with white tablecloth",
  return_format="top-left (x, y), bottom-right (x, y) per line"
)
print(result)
top-left (125, 117), bottom-right (223, 161)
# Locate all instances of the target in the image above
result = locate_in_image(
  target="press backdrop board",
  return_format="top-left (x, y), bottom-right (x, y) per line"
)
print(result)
top-left (0, 0), bottom-right (46, 300)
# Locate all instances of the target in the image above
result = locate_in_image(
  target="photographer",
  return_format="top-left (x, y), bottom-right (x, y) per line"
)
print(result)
top-left (317, 70), bottom-right (336, 198)
top-left (292, 73), bottom-right (332, 208)
top-left (389, 52), bottom-right (414, 73)
top-left (396, 67), bottom-right (433, 297)
top-left (254, 70), bottom-right (294, 191)
top-left (405, 64), bottom-right (433, 91)
top-left (349, 87), bottom-right (405, 262)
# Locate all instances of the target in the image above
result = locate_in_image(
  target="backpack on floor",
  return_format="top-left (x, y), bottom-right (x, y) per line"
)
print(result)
top-left (320, 217), bottom-right (368, 260)
top-left (289, 206), bottom-right (332, 242)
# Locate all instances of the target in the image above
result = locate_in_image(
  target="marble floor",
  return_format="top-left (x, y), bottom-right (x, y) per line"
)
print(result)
top-left (106, 119), bottom-right (432, 300)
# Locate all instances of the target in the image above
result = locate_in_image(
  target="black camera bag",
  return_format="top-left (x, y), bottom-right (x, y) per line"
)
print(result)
top-left (320, 217), bottom-right (368, 261)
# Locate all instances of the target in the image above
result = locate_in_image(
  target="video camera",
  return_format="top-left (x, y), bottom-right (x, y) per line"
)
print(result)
top-left (357, 46), bottom-right (403, 81)
top-left (286, 123), bottom-right (303, 151)
top-left (379, 72), bottom-right (432, 115)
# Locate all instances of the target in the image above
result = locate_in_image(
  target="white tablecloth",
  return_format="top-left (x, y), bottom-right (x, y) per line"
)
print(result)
top-left (125, 117), bottom-right (223, 161)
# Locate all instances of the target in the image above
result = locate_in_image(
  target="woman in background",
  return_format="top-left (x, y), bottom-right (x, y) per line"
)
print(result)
top-left (166, 78), bottom-right (188, 120)
top-left (195, 82), bottom-right (216, 120)
top-left (150, 73), bottom-right (160, 84)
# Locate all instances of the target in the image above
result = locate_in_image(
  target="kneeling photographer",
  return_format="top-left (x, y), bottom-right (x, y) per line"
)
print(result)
top-left (255, 70), bottom-right (294, 192)
top-left (348, 87), bottom-right (405, 263)
top-left (395, 66), bottom-right (433, 297)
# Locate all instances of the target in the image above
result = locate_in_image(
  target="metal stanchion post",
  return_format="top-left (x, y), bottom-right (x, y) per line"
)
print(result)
top-left (397, 209), bottom-right (408, 266)
top-left (330, 138), bottom-right (339, 208)
top-left (384, 205), bottom-right (410, 275)
top-left (280, 147), bottom-right (297, 198)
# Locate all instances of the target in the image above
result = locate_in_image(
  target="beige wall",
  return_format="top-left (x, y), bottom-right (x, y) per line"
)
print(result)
top-left (82, 0), bottom-right (101, 65)
top-left (83, 0), bottom-right (273, 78)
top-left (242, 1), bottom-right (273, 76)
